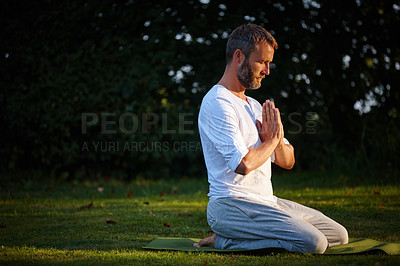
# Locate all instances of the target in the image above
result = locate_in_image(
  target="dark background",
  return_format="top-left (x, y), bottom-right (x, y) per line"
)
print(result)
top-left (1, 0), bottom-right (399, 181)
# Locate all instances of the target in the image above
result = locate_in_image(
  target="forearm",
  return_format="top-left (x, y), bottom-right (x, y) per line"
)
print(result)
top-left (273, 140), bottom-right (295, 169)
top-left (235, 139), bottom-right (278, 175)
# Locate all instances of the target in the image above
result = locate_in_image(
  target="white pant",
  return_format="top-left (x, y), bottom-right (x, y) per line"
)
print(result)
top-left (207, 197), bottom-right (348, 253)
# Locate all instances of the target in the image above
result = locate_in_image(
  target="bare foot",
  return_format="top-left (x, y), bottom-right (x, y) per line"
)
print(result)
top-left (193, 233), bottom-right (217, 248)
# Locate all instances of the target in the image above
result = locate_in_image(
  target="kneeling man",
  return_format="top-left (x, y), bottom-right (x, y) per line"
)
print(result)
top-left (194, 23), bottom-right (348, 254)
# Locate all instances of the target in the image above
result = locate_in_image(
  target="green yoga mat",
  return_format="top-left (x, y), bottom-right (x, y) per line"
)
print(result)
top-left (144, 237), bottom-right (400, 255)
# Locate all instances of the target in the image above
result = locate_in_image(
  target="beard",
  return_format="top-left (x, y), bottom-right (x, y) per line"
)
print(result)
top-left (237, 59), bottom-right (263, 90)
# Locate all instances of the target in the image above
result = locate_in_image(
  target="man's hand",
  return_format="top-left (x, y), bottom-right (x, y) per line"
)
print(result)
top-left (256, 100), bottom-right (283, 146)
top-left (235, 100), bottom-right (293, 175)
top-left (256, 100), bottom-right (295, 170)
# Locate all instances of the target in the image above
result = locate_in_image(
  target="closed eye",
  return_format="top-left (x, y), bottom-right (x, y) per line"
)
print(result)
top-left (259, 60), bottom-right (271, 65)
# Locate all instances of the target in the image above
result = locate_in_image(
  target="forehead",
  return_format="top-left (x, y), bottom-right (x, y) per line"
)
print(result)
top-left (249, 41), bottom-right (274, 61)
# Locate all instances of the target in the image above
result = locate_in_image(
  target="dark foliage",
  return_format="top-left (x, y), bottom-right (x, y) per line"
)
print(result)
top-left (1, 0), bottom-right (399, 179)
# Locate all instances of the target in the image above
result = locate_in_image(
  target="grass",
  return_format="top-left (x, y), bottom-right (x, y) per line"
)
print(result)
top-left (0, 170), bottom-right (399, 265)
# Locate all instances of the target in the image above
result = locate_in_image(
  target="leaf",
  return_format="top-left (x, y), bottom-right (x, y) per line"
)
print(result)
top-left (78, 201), bottom-right (93, 210)
top-left (106, 220), bottom-right (117, 224)
top-left (163, 222), bottom-right (173, 228)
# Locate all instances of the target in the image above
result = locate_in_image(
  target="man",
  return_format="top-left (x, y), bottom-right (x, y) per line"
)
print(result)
top-left (194, 23), bottom-right (348, 254)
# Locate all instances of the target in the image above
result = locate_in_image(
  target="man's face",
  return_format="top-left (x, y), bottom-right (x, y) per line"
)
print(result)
top-left (237, 42), bottom-right (274, 90)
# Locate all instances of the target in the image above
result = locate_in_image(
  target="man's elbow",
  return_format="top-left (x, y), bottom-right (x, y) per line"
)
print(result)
top-left (281, 162), bottom-right (295, 170)
top-left (235, 160), bottom-right (253, 175)
top-left (279, 158), bottom-right (295, 170)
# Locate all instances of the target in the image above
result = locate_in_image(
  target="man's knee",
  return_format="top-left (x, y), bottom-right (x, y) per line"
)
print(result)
top-left (336, 224), bottom-right (349, 245)
top-left (304, 232), bottom-right (328, 254)
top-left (313, 236), bottom-right (328, 254)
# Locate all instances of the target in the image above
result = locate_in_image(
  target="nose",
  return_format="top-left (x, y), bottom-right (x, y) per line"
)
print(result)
top-left (261, 63), bottom-right (270, 76)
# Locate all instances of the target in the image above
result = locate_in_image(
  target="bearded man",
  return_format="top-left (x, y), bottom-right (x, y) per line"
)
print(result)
top-left (194, 23), bottom-right (348, 254)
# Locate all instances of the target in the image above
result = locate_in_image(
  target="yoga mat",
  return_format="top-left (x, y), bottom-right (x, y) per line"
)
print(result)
top-left (144, 237), bottom-right (400, 255)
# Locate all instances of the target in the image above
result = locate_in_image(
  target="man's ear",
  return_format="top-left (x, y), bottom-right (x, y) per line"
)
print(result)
top-left (233, 49), bottom-right (244, 64)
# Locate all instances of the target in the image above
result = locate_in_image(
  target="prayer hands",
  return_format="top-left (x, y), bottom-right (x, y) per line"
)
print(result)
top-left (256, 100), bottom-right (284, 145)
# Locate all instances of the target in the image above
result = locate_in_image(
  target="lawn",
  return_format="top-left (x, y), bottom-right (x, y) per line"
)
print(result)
top-left (0, 171), bottom-right (399, 265)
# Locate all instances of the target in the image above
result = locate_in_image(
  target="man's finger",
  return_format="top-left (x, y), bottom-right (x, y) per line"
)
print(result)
top-left (265, 101), bottom-right (272, 125)
top-left (275, 108), bottom-right (281, 125)
top-left (269, 102), bottom-right (276, 126)
top-left (270, 101), bottom-right (279, 125)
top-left (274, 108), bottom-right (282, 127)
top-left (256, 119), bottom-right (262, 133)
top-left (262, 103), bottom-right (267, 125)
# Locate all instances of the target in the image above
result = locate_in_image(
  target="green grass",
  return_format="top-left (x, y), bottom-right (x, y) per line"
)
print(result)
top-left (0, 171), bottom-right (399, 265)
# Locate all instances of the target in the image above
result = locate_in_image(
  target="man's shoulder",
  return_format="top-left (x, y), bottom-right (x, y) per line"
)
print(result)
top-left (199, 85), bottom-right (240, 123)
top-left (201, 85), bottom-right (233, 107)
top-left (203, 85), bottom-right (228, 98)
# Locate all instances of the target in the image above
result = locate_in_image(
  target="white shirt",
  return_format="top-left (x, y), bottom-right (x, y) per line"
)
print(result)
top-left (199, 85), bottom-right (288, 206)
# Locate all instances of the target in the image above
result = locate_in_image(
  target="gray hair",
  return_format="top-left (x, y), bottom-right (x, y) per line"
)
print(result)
top-left (226, 23), bottom-right (278, 64)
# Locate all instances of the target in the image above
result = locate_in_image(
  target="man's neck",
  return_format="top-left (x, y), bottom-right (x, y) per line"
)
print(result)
top-left (217, 67), bottom-right (247, 102)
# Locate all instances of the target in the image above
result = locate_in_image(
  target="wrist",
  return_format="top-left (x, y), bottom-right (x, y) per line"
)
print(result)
top-left (276, 139), bottom-right (286, 149)
top-left (262, 137), bottom-right (280, 148)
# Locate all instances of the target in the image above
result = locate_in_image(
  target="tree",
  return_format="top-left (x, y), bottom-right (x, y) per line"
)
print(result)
top-left (1, 0), bottom-right (398, 179)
